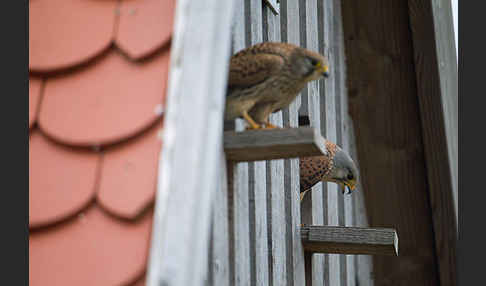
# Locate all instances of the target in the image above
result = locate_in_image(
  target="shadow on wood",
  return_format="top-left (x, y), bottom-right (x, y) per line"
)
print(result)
top-left (301, 225), bottom-right (398, 256)
top-left (224, 127), bottom-right (327, 162)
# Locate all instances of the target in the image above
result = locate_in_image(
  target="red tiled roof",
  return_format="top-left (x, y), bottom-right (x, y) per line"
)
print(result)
top-left (29, 1), bottom-right (175, 285)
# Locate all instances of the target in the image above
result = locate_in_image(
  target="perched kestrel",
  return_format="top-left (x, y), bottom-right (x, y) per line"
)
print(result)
top-left (300, 140), bottom-right (358, 200)
top-left (225, 42), bottom-right (329, 129)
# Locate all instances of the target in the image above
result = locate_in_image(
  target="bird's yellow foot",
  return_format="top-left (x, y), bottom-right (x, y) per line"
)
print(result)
top-left (262, 123), bottom-right (279, 129)
top-left (245, 124), bottom-right (261, 130)
top-left (243, 111), bottom-right (261, 130)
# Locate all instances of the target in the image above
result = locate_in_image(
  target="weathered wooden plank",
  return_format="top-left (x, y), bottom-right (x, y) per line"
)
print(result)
top-left (407, 1), bottom-right (458, 285)
top-left (347, 119), bottom-right (374, 286)
top-left (208, 154), bottom-right (230, 285)
top-left (315, 1), bottom-right (332, 285)
top-left (224, 127), bottom-right (327, 162)
top-left (280, 1), bottom-right (306, 285)
top-left (332, 0), bottom-right (354, 285)
top-left (297, 0), bottom-right (309, 118)
top-left (283, 98), bottom-right (306, 286)
top-left (301, 226), bottom-right (399, 256)
top-left (320, 0), bottom-right (342, 285)
top-left (263, 5), bottom-right (287, 286)
top-left (230, 1), bottom-right (251, 285)
top-left (300, 0), bottom-right (325, 285)
top-left (145, 0), bottom-right (235, 285)
top-left (247, 1), bottom-right (270, 285)
top-left (340, 0), bottom-right (441, 285)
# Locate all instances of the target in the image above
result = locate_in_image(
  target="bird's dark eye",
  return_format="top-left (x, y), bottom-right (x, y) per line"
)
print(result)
top-left (307, 57), bottom-right (319, 66)
top-left (347, 174), bottom-right (354, 180)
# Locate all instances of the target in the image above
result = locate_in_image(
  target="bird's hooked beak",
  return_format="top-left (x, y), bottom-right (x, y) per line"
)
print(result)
top-left (316, 62), bottom-right (330, 78)
top-left (340, 179), bottom-right (357, 195)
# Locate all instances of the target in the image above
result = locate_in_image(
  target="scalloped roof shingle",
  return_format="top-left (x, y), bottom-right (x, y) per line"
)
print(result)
top-left (29, 1), bottom-right (175, 285)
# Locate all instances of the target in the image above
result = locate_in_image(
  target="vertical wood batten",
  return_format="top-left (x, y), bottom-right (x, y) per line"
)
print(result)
top-left (348, 119), bottom-right (374, 286)
top-left (333, 2), bottom-right (373, 283)
top-left (230, 1), bottom-right (251, 285)
top-left (315, 0), bottom-right (331, 284)
top-left (263, 5), bottom-right (287, 286)
top-left (300, 0), bottom-right (325, 285)
top-left (146, 1), bottom-right (234, 285)
top-left (331, 0), bottom-right (352, 285)
top-left (247, 1), bottom-right (270, 285)
top-left (280, 1), bottom-right (306, 285)
top-left (320, 0), bottom-right (341, 285)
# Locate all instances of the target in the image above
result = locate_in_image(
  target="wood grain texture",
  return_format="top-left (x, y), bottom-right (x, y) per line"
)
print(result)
top-left (247, 1), bottom-right (270, 285)
top-left (340, 0), bottom-right (441, 285)
top-left (332, 0), bottom-right (356, 285)
top-left (264, 5), bottom-right (287, 286)
top-left (208, 155), bottom-right (230, 285)
top-left (145, 0), bottom-right (235, 285)
top-left (299, 0), bottom-right (325, 285)
top-left (347, 118), bottom-right (374, 286)
top-left (230, 2), bottom-right (251, 285)
top-left (280, 1), bottom-right (306, 285)
top-left (301, 226), bottom-right (398, 256)
top-left (407, 1), bottom-right (458, 285)
top-left (320, 1), bottom-right (342, 285)
top-left (224, 127), bottom-right (327, 162)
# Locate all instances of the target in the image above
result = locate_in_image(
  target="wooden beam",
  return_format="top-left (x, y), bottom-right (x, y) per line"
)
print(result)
top-left (301, 226), bottom-right (398, 256)
top-left (340, 0), bottom-right (442, 285)
top-left (145, 0), bottom-right (234, 285)
top-left (224, 127), bottom-right (327, 162)
top-left (407, 1), bottom-right (458, 285)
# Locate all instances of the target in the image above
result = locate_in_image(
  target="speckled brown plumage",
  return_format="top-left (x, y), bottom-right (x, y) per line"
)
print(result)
top-left (225, 42), bottom-right (329, 129)
top-left (300, 140), bottom-right (338, 193)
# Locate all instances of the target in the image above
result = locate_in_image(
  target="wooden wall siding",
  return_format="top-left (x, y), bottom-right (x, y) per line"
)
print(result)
top-left (347, 120), bottom-right (374, 286)
top-left (300, 0), bottom-right (325, 284)
top-left (263, 6), bottom-right (287, 286)
top-left (332, 0), bottom-right (356, 285)
top-left (340, 0), bottom-right (442, 285)
top-left (280, 1), bottom-right (306, 284)
top-left (230, 2), bottom-right (251, 286)
top-left (207, 0), bottom-right (373, 285)
top-left (247, 1), bottom-right (270, 285)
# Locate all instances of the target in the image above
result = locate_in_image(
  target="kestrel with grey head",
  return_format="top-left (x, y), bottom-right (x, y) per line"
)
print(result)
top-left (300, 139), bottom-right (359, 200)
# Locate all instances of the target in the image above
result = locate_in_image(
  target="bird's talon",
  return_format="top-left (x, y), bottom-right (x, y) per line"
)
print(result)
top-left (263, 123), bottom-right (279, 129)
top-left (245, 124), bottom-right (261, 130)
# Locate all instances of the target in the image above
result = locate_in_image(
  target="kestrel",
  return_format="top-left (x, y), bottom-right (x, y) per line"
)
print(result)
top-left (225, 42), bottom-right (329, 129)
top-left (300, 140), bottom-right (358, 200)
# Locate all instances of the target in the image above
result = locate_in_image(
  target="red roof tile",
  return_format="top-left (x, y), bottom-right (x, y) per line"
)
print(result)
top-left (98, 120), bottom-right (163, 219)
top-left (29, 130), bottom-right (100, 229)
top-left (38, 48), bottom-right (170, 147)
top-left (29, 204), bottom-right (153, 286)
top-left (29, 77), bottom-right (43, 129)
top-left (133, 277), bottom-right (146, 286)
top-left (29, 0), bottom-right (117, 73)
top-left (29, 0), bottom-right (175, 284)
top-left (116, 0), bottom-right (176, 59)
